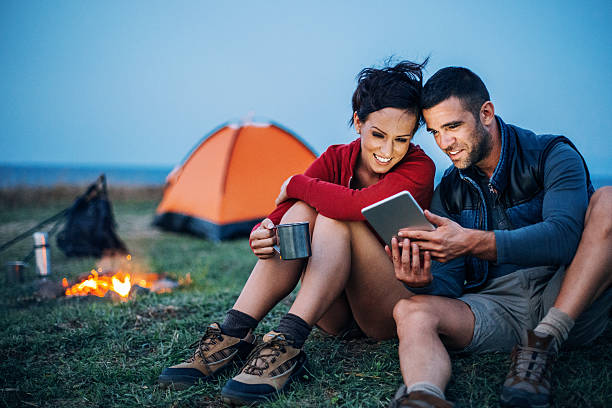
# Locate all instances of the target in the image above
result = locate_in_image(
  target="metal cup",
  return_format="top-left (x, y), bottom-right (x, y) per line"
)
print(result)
top-left (273, 222), bottom-right (311, 260)
top-left (6, 261), bottom-right (27, 283)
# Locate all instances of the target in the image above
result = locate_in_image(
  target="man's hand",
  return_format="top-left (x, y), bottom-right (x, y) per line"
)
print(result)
top-left (249, 218), bottom-right (277, 259)
top-left (275, 176), bottom-right (293, 206)
top-left (385, 237), bottom-right (432, 287)
top-left (399, 210), bottom-right (497, 262)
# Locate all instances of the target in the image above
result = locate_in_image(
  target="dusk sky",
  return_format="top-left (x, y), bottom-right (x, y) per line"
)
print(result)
top-left (1, 1), bottom-right (611, 176)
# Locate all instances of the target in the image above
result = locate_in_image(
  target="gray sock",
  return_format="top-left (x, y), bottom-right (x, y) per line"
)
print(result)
top-left (406, 381), bottom-right (446, 401)
top-left (533, 307), bottom-right (575, 351)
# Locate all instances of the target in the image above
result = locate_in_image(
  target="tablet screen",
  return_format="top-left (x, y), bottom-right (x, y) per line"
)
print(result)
top-left (361, 191), bottom-right (434, 245)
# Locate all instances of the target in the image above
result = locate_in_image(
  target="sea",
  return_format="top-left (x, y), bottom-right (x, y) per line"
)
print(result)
top-left (0, 164), bottom-right (174, 188)
top-left (0, 163), bottom-right (611, 189)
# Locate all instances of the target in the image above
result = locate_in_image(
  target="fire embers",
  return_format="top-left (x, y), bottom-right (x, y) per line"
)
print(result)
top-left (62, 254), bottom-right (181, 300)
top-left (63, 269), bottom-right (133, 298)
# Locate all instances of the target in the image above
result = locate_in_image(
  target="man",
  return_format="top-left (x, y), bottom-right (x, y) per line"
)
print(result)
top-left (386, 67), bottom-right (612, 408)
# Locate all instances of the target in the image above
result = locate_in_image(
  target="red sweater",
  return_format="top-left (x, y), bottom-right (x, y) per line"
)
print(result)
top-left (260, 138), bottom-right (435, 228)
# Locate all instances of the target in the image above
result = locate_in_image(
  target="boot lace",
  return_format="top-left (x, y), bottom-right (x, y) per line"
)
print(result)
top-left (509, 344), bottom-right (555, 384)
top-left (242, 335), bottom-right (290, 376)
top-left (187, 324), bottom-right (224, 363)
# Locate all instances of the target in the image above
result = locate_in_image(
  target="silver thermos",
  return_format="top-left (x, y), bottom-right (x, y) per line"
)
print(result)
top-left (33, 232), bottom-right (51, 277)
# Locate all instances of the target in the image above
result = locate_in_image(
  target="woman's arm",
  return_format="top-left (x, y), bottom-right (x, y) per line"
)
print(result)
top-left (252, 143), bottom-right (339, 229)
top-left (286, 150), bottom-right (435, 221)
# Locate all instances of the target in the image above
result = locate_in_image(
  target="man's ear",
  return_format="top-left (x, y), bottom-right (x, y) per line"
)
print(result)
top-left (480, 101), bottom-right (495, 126)
top-left (353, 112), bottom-right (362, 134)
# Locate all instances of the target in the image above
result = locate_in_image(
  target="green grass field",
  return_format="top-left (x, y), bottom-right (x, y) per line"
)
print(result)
top-left (1, 194), bottom-right (610, 407)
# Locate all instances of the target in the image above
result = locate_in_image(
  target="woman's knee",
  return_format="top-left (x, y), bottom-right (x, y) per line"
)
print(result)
top-left (281, 201), bottom-right (318, 227)
top-left (393, 296), bottom-right (440, 334)
top-left (313, 213), bottom-right (350, 238)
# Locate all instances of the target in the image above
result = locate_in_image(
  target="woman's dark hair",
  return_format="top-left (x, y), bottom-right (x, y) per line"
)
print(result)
top-left (422, 67), bottom-right (490, 119)
top-left (350, 58), bottom-right (428, 135)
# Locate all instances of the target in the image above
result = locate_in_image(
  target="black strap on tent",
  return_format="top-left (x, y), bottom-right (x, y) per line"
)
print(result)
top-left (0, 207), bottom-right (69, 253)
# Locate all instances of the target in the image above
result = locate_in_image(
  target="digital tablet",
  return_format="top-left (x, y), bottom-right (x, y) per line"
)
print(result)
top-left (361, 190), bottom-right (435, 245)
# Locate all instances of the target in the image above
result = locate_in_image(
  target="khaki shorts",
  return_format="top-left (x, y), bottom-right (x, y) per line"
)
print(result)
top-left (457, 266), bottom-right (612, 354)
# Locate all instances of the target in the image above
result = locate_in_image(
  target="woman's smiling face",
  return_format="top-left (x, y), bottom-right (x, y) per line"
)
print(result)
top-left (355, 107), bottom-right (417, 176)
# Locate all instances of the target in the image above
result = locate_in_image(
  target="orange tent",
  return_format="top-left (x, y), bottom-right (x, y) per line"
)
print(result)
top-left (154, 121), bottom-right (317, 240)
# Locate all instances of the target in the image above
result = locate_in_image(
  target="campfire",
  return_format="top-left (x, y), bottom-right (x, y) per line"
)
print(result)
top-left (63, 269), bottom-right (137, 298)
top-left (62, 254), bottom-right (182, 300)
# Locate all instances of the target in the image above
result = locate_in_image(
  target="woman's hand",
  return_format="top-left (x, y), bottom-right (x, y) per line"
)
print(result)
top-left (275, 176), bottom-right (293, 206)
top-left (249, 218), bottom-right (277, 259)
top-left (385, 236), bottom-right (432, 287)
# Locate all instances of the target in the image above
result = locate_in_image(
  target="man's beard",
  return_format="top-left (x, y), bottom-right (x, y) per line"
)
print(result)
top-left (455, 121), bottom-right (492, 169)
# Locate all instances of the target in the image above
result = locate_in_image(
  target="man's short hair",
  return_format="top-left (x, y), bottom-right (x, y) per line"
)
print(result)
top-left (422, 67), bottom-right (490, 118)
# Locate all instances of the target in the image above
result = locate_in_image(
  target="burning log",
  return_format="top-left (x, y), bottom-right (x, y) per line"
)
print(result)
top-left (62, 254), bottom-right (178, 300)
top-left (64, 269), bottom-right (132, 298)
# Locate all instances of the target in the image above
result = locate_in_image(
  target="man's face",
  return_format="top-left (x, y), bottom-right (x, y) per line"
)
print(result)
top-left (423, 96), bottom-right (492, 170)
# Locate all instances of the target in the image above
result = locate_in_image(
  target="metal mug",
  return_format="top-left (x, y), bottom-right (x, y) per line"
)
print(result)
top-left (6, 261), bottom-right (27, 283)
top-left (273, 222), bottom-right (311, 260)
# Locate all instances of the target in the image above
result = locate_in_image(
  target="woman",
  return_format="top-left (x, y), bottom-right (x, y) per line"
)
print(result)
top-left (159, 60), bottom-right (435, 405)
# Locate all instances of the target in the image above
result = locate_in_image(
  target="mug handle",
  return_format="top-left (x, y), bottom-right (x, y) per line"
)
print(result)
top-left (270, 225), bottom-right (281, 256)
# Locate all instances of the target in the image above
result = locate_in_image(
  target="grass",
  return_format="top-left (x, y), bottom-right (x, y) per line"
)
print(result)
top-left (0, 193), bottom-right (610, 407)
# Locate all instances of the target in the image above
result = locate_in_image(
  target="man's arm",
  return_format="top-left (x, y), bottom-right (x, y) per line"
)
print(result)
top-left (390, 185), bottom-right (466, 297)
top-left (401, 143), bottom-right (588, 266)
top-left (409, 210), bottom-right (497, 262)
top-left (495, 143), bottom-right (588, 266)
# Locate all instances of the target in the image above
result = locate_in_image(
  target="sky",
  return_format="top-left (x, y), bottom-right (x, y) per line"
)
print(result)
top-left (1, 0), bottom-right (611, 176)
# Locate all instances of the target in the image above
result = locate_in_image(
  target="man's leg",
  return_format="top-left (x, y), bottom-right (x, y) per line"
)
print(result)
top-left (391, 295), bottom-right (474, 405)
top-left (547, 186), bottom-right (612, 321)
top-left (501, 187), bottom-right (612, 408)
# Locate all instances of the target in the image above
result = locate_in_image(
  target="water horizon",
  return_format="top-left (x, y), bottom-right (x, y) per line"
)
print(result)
top-left (1, 163), bottom-right (611, 190)
top-left (0, 163), bottom-right (174, 188)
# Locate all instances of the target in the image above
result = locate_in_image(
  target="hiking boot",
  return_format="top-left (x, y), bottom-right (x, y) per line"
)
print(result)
top-left (221, 331), bottom-right (308, 405)
top-left (158, 322), bottom-right (255, 390)
top-left (500, 330), bottom-right (556, 408)
top-left (388, 385), bottom-right (454, 408)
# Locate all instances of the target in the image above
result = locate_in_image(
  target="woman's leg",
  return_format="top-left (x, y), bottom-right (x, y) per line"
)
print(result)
top-left (286, 214), bottom-right (352, 326)
top-left (232, 201), bottom-right (318, 320)
top-left (288, 214), bottom-right (412, 340)
top-left (343, 220), bottom-right (415, 339)
top-left (218, 214), bottom-right (412, 402)
top-left (160, 201), bottom-right (319, 389)
top-left (314, 293), bottom-right (354, 336)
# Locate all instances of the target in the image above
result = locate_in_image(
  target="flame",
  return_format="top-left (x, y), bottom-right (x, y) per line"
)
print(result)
top-left (64, 269), bottom-right (133, 298)
top-left (63, 254), bottom-right (167, 299)
top-left (111, 275), bottom-right (131, 297)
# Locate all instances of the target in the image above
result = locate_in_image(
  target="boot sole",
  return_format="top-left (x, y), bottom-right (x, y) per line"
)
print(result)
top-left (158, 374), bottom-right (204, 390)
top-left (220, 359), bottom-right (308, 406)
top-left (158, 356), bottom-right (245, 390)
top-left (500, 389), bottom-right (550, 408)
top-left (158, 343), bottom-right (255, 390)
